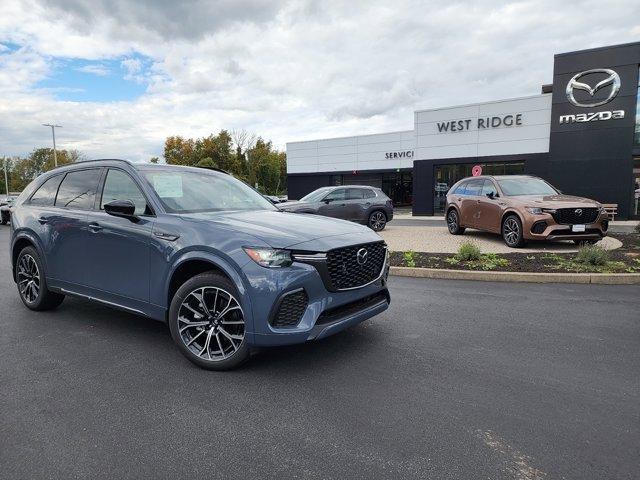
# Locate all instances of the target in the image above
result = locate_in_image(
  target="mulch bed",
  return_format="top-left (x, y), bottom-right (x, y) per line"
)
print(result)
top-left (389, 233), bottom-right (640, 273)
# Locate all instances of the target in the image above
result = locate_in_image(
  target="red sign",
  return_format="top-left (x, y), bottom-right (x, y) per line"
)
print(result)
top-left (472, 165), bottom-right (482, 177)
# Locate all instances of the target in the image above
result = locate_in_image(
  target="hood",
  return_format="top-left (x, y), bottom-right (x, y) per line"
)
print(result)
top-left (180, 209), bottom-right (374, 249)
top-left (508, 194), bottom-right (600, 209)
top-left (277, 200), bottom-right (309, 211)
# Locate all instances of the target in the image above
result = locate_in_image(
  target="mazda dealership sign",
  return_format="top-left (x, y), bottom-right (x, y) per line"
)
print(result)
top-left (559, 68), bottom-right (625, 124)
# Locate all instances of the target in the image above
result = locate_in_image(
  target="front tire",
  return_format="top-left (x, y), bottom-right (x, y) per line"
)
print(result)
top-left (368, 210), bottom-right (387, 231)
top-left (16, 246), bottom-right (65, 311)
top-left (446, 209), bottom-right (465, 235)
top-left (502, 214), bottom-right (525, 248)
top-left (169, 272), bottom-right (250, 371)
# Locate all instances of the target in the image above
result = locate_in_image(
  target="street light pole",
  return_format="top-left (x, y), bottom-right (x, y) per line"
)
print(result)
top-left (3, 160), bottom-right (8, 197)
top-left (43, 123), bottom-right (62, 167)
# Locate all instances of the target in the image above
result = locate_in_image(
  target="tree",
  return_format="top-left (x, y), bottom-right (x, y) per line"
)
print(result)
top-left (149, 156), bottom-right (159, 164)
top-left (162, 131), bottom-right (287, 195)
top-left (2, 148), bottom-right (83, 192)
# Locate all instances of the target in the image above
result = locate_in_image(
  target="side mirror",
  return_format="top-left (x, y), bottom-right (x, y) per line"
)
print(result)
top-left (104, 200), bottom-right (137, 221)
top-left (486, 191), bottom-right (495, 199)
top-left (323, 198), bottom-right (332, 204)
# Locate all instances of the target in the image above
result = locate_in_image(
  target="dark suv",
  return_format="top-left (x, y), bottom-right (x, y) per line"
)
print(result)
top-left (278, 185), bottom-right (394, 231)
top-left (10, 160), bottom-right (390, 370)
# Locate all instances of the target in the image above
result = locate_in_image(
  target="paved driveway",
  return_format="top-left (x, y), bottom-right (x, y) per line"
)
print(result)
top-left (380, 225), bottom-right (622, 253)
top-left (0, 225), bottom-right (638, 479)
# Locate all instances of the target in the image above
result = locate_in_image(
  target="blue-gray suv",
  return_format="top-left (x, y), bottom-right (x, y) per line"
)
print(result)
top-left (10, 160), bottom-right (390, 370)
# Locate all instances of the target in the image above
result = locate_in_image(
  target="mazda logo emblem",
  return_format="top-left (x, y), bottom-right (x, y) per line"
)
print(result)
top-left (356, 248), bottom-right (368, 265)
top-left (566, 69), bottom-right (621, 108)
top-left (575, 208), bottom-right (583, 216)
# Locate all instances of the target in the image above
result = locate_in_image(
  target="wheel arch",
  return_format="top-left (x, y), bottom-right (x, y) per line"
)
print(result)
top-left (164, 251), bottom-right (252, 321)
top-left (11, 231), bottom-right (45, 283)
top-left (500, 209), bottom-right (524, 229)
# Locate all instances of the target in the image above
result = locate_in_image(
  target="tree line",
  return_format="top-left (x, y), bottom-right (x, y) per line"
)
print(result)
top-left (1, 148), bottom-right (83, 194)
top-left (161, 129), bottom-right (287, 195)
top-left (1, 129), bottom-right (287, 196)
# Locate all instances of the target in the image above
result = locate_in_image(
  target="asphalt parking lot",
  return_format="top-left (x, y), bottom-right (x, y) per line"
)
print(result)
top-left (1, 226), bottom-right (639, 480)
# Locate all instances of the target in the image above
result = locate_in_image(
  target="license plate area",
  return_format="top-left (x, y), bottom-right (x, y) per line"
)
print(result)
top-left (572, 224), bottom-right (586, 232)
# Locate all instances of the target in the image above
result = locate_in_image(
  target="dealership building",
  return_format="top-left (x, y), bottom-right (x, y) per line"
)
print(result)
top-left (286, 42), bottom-right (640, 219)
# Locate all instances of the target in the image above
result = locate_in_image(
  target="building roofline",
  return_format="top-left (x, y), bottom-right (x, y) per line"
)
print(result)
top-left (286, 129), bottom-right (414, 146)
top-left (413, 93), bottom-right (550, 115)
top-left (555, 41), bottom-right (640, 58)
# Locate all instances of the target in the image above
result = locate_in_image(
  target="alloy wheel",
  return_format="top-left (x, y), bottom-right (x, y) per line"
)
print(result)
top-left (17, 254), bottom-right (40, 304)
top-left (369, 211), bottom-right (386, 231)
top-left (178, 287), bottom-right (245, 362)
top-left (447, 211), bottom-right (458, 233)
top-left (503, 218), bottom-right (520, 246)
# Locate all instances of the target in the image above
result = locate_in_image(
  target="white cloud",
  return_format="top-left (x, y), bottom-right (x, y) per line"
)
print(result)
top-left (77, 64), bottom-right (110, 76)
top-left (0, 0), bottom-right (639, 161)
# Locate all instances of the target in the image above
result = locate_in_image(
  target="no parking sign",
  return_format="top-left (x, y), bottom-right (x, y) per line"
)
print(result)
top-left (472, 165), bottom-right (482, 177)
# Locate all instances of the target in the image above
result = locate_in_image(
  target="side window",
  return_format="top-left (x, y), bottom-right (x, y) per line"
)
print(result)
top-left (55, 169), bottom-right (102, 210)
top-left (481, 180), bottom-right (498, 197)
top-left (346, 188), bottom-right (365, 200)
top-left (29, 175), bottom-right (63, 206)
top-left (363, 189), bottom-right (376, 199)
top-left (101, 169), bottom-right (149, 215)
top-left (464, 179), bottom-right (483, 196)
top-left (453, 182), bottom-right (468, 195)
top-left (324, 188), bottom-right (347, 201)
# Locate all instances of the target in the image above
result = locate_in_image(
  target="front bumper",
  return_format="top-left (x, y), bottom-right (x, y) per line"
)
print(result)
top-left (522, 212), bottom-right (609, 241)
top-left (242, 250), bottom-right (391, 347)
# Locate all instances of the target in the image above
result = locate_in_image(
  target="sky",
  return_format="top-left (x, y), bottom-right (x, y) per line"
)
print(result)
top-left (0, 0), bottom-right (639, 162)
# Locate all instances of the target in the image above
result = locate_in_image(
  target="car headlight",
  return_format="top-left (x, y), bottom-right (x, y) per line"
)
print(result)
top-left (243, 247), bottom-right (293, 268)
top-left (525, 207), bottom-right (555, 215)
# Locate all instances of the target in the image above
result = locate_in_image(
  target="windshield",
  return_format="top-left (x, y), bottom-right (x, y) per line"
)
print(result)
top-left (497, 177), bottom-right (558, 196)
top-left (300, 187), bottom-right (332, 202)
top-left (142, 169), bottom-right (277, 213)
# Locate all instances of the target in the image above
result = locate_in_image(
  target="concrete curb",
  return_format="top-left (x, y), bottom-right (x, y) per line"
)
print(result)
top-left (390, 266), bottom-right (640, 284)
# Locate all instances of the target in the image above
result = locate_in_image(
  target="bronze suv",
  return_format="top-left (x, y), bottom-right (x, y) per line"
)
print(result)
top-left (445, 175), bottom-right (609, 247)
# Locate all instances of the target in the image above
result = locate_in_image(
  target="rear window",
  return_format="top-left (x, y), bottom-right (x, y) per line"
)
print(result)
top-left (452, 182), bottom-right (467, 195)
top-left (55, 169), bottom-right (102, 210)
top-left (29, 175), bottom-right (63, 206)
top-left (364, 189), bottom-right (376, 199)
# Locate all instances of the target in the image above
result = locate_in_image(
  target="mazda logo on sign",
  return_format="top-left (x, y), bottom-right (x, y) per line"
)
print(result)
top-left (356, 248), bottom-right (368, 266)
top-left (566, 69), bottom-right (621, 108)
top-left (575, 208), bottom-right (583, 216)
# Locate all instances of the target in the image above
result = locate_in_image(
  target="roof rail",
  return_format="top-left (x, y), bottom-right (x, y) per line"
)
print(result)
top-left (49, 158), bottom-right (133, 170)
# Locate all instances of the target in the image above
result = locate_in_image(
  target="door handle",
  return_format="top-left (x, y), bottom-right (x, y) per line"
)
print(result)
top-left (476, 200), bottom-right (481, 204)
top-left (88, 222), bottom-right (102, 232)
top-left (37, 216), bottom-right (49, 225)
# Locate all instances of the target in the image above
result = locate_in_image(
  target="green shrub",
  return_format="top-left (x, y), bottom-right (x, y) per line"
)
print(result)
top-left (456, 242), bottom-right (481, 261)
top-left (574, 244), bottom-right (609, 266)
top-left (403, 250), bottom-right (416, 268)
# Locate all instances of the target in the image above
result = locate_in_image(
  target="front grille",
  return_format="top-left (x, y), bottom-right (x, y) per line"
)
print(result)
top-left (553, 208), bottom-right (599, 225)
top-left (271, 290), bottom-right (308, 328)
top-left (326, 242), bottom-right (386, 290)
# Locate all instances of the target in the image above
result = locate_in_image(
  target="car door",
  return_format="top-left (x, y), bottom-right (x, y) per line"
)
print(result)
top-left (43, 168), bottom-right (102, 288)
top-left (84, 168), bottom-right (154, 303)
top-left (318, 188), bottom-right (348, 219)
top-left (459, 179), bottom-right (483, 227)
top-left (477, 179), bottom-right (502, 233)
top-left (345, 188), bottom-right (368, 221)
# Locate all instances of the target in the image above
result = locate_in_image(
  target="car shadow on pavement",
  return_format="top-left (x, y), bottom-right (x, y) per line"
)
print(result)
top-left (47, 296), bottom-right (386, 373)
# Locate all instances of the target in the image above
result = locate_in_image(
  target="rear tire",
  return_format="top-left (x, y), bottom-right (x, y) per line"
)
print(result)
top-left (446, 209), bottom-right (465, 235)
top-left (502, 214), bottom-right (525, 248)
top-left (368, 210), bottom-right (387, 231)
top-left (15, 246), bottom-right (65, 311)
top-left (169, 272), bottom-right (250, 371)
